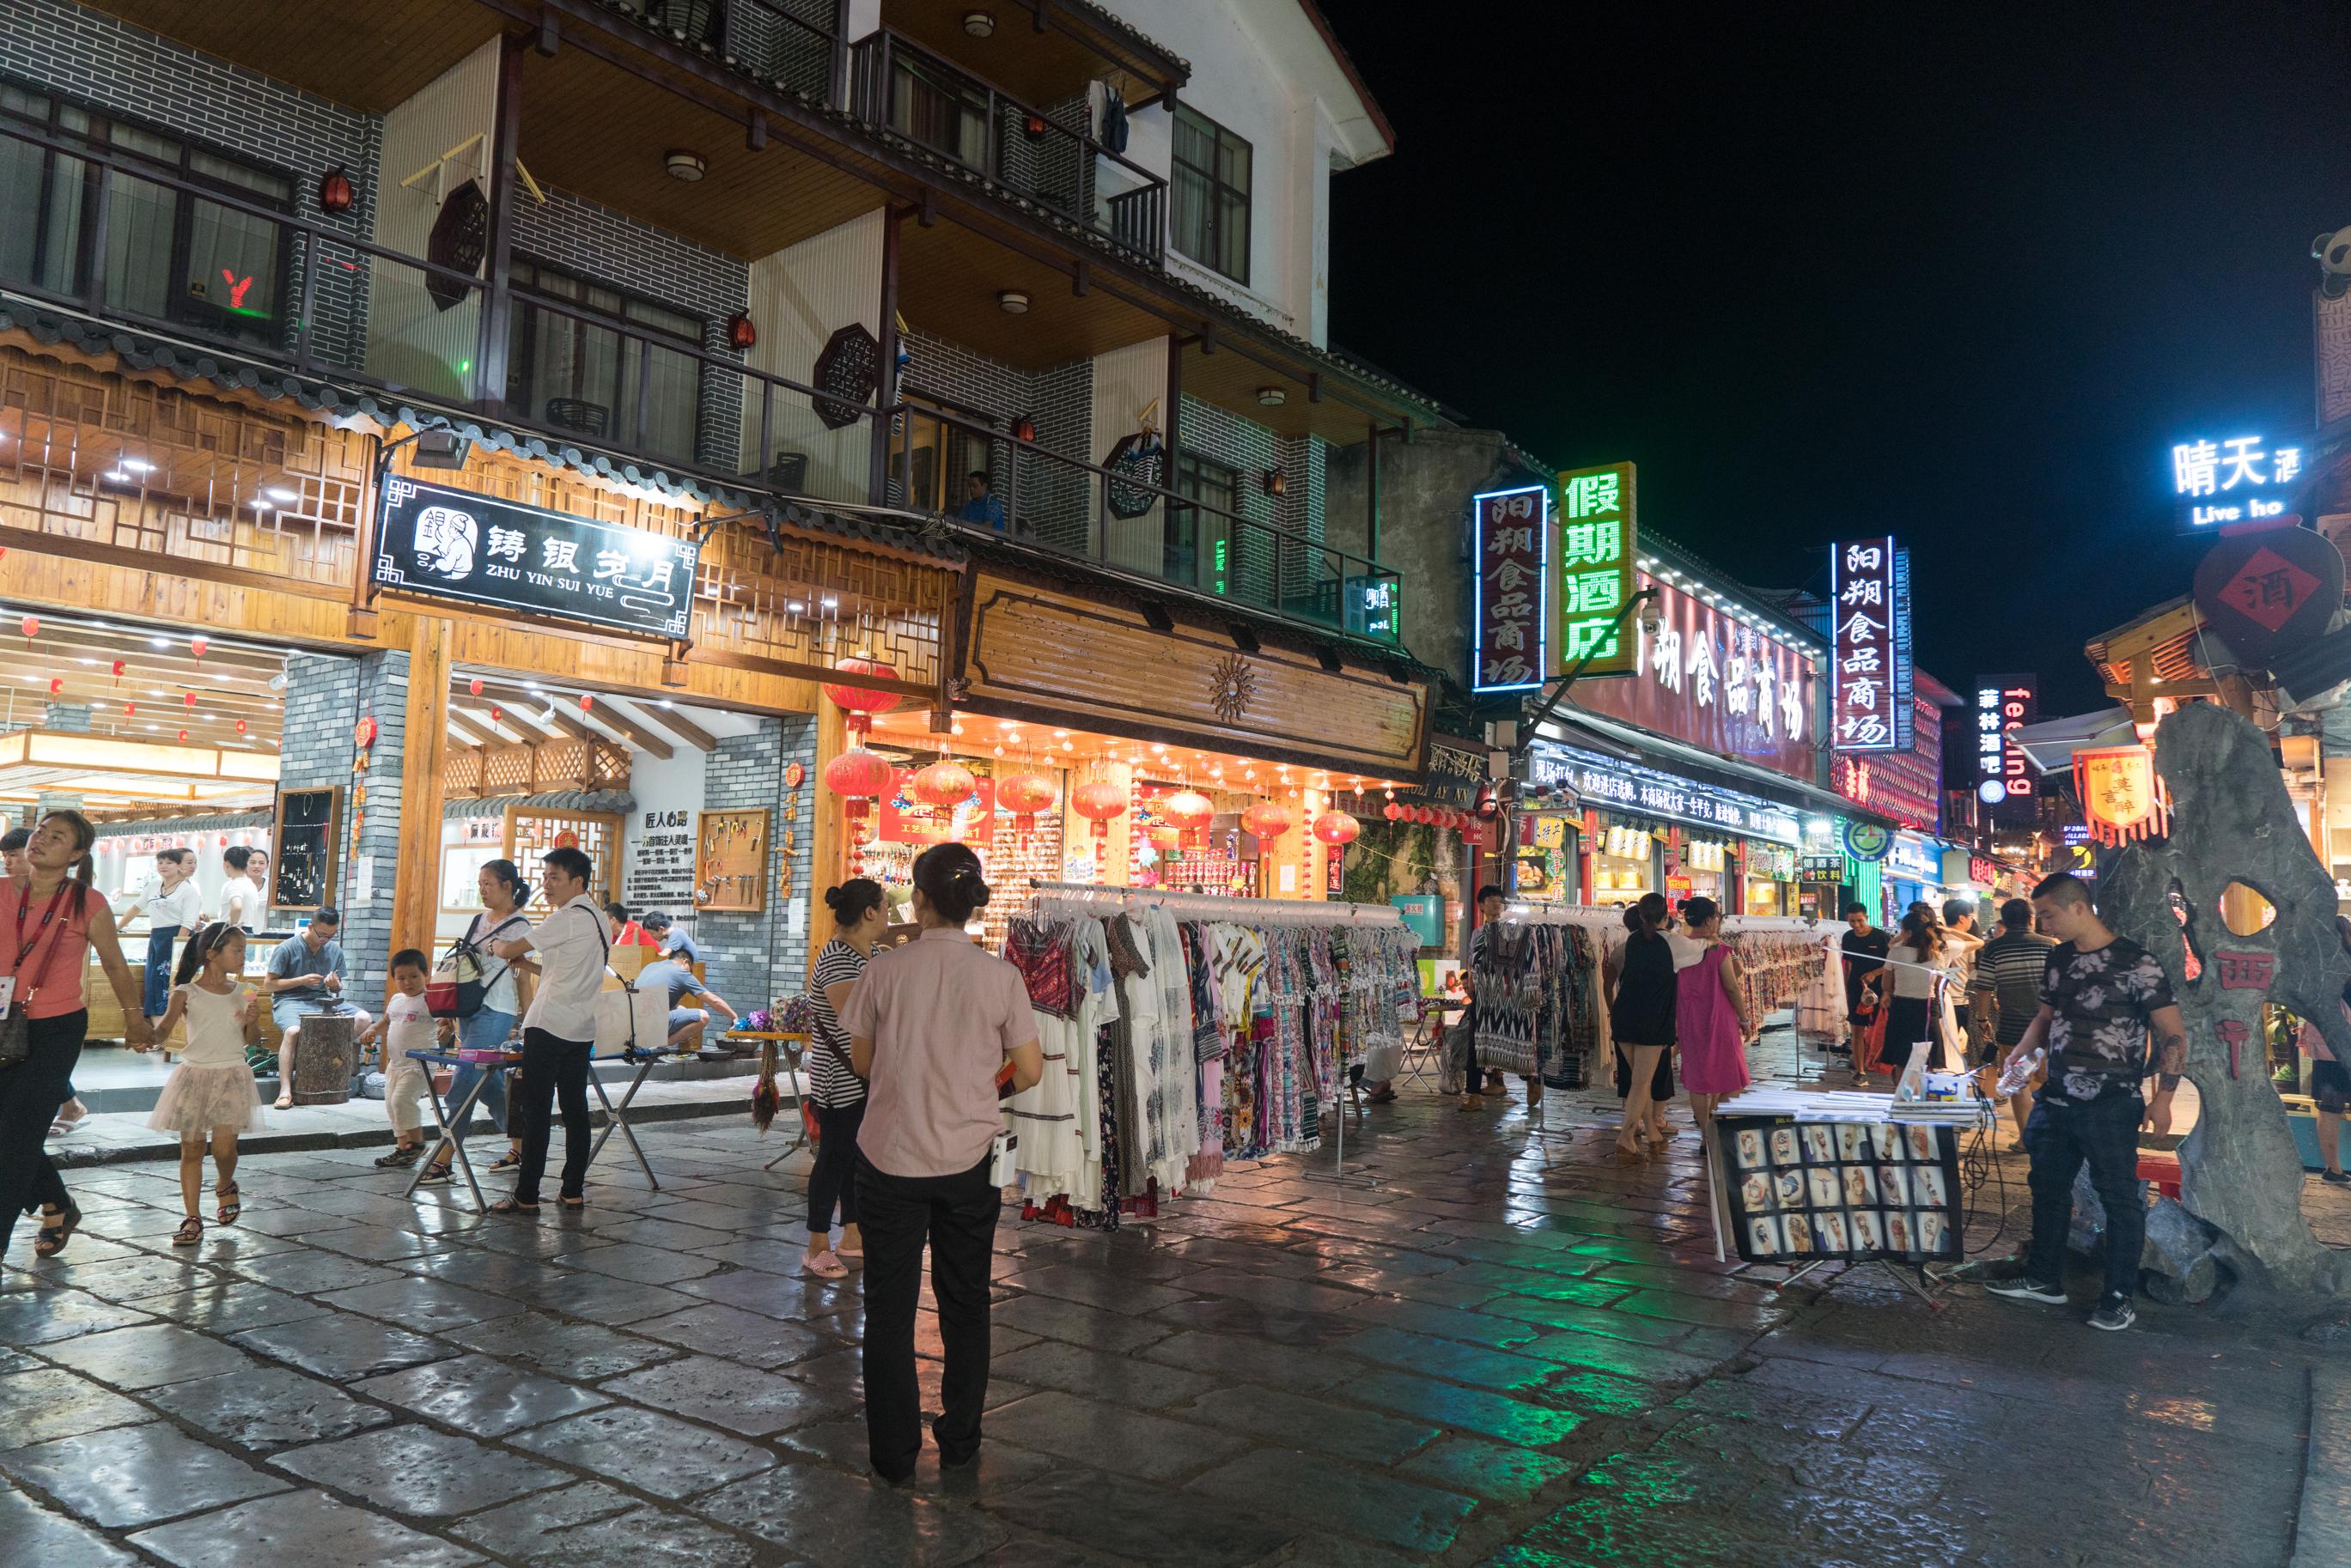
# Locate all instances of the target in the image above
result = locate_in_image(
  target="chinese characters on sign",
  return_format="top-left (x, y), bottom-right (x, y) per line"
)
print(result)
top-left (2072, 745), bottom-right (2168, 847)
top-left (1831, 537), bottom-right (1910, 753)
top-left (1974, 674), bottom-right (2037, 822)
top-left (1552, 462), bottom-right (1637, 678)
top-left (1471, 486), bottom-right (1547, 692)
top-left (1529, 744), bottom-right (1801, 845)
top-left (2171, 433), bottom-right (2304, 530)
top-left (373, 477), bottom-right (700, 640)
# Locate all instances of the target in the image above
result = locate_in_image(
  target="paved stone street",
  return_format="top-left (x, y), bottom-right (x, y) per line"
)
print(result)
top-left (3, 1032), bottom-right (2340, 1568)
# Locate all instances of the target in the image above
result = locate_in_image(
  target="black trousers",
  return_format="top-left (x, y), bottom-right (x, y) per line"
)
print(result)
top-left (807, 1100), bottom-right (865, 1235)
top-left (1, 1011), bottom-right (86, 1248)
top-left (856, 1150), bottom-right (999, 1480)
top-left (2024, 1088), bottom-right (2146, 1301)
top-left (511, 1028), bottom-right (592, 1205)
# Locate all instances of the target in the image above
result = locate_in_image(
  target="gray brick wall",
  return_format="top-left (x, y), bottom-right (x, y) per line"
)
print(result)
top-left (697, 714), bottom-right (816, 1012)
top-left (900, 330), bottom-right (1092, 544)
top-left (1, 0), bottom-right (382, 370)
top-left (342, 651), bottom-right (408, 1000)
top-left (273, 648), bottom-right (358, 949)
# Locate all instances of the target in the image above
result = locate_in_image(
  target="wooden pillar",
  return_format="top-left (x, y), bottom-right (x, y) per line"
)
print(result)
top-left (473, 33), bottom-right (527, 415)
top-left (391, 615), bottom-right (451, 958)
top-left (806, 693), bottom-right (849, 982)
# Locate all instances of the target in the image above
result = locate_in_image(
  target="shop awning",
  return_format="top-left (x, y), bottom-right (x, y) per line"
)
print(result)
top-left (2010, 708), bottom-right (2140, 775)
top-left (1541, 707), bottom-right (1897, 829)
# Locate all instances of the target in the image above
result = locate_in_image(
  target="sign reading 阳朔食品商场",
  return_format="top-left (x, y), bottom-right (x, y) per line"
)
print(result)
top-left (2170, 433), bottom-right (2304, 532)
top-left (373, 477), bottom-right (700, 640)
top-left (1831, 537), bottom-right (1911, 754)
top-left (1471, 485), bottom-right (1548, 692)
top-left (1552, 462), bottom-right (1637, 679)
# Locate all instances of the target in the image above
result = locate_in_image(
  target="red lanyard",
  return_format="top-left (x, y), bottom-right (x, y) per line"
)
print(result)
top-left (10, 883), bottom-right (70, 975)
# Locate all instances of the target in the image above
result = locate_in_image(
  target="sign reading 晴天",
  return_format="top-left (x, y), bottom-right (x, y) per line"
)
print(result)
top-left (373, 477), bottom-right (699, 640)
top-left (2171, 434), bottom-right (2304, 530)
top-left (1552, 462), bottom-right (1637, 678)
top-left (1831, 537), bottom-right (1911, 753)
top-left (1471, 485), bottom-right (1547, 692)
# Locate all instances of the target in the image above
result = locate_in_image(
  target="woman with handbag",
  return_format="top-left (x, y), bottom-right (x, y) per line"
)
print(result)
top-left (799, 878), bottom-right (887, 1279)
top-left (417, 860), bottom-right (536, 1187)
top-left (0, 810), bottom-right (150, 1259)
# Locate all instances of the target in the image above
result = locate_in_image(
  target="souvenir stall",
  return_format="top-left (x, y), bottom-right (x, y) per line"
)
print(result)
top-left (996, 884), bottom-right (1419, 1228)
top-left (1740, 842), bottom-right (1800, 915)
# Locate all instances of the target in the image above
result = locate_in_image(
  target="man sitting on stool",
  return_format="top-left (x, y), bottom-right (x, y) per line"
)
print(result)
top-left (636, 952), bottom-right (739, 1051)
top-left (266, 909), bottom-right (371, 1109)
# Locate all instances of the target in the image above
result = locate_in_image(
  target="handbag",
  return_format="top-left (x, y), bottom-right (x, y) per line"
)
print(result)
top-left (431, 915), bottom-right (525, 1019)
top-left (0, 884), bottom-right (76, 1069)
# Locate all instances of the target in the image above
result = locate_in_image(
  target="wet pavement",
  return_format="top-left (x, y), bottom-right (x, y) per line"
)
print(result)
top-left (3, 1028), bottom-right (2341, 1567)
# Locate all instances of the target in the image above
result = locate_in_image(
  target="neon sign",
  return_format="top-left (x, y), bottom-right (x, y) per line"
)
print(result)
top-left (1471, 485), bottom-right (1548, 692)
top-left (1552, 462), bottom-right (1637, 678)
top-left (1831, 537), bottom-right (1911, 753)
top-left (2171, 434), bottom-right (2303, 529)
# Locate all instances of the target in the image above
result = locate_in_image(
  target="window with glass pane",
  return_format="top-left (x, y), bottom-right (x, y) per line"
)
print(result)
top-left (509, 259), bottom-right (706, 467)
top-left (0, 81), bottom-right (289, 343)
top-left (1171, 106), bottom-right (1250, 283)
top-left (1174, 450), bottom-right (1237, 592)
top-left (892, 57), bottom-right (987, 167)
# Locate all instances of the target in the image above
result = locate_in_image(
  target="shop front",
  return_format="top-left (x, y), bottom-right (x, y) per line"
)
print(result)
top-left (1522, 740), bottom-right (1808, 912)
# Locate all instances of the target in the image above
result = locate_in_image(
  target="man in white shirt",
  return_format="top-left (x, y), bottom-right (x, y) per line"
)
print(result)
top-left (220, 844), bottom-right (268, 931)
top-left (119, 847), bottom-right (206, 1029)
top-left (489, 847), bottom-right (609, 1212)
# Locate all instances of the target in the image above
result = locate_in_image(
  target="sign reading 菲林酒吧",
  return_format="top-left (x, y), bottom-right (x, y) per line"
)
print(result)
top-left (373, 477), bottom-right (699, 640)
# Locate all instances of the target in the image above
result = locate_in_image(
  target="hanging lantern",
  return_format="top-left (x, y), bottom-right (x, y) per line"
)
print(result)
top-left (726, 311), bottom-right (758, 351)
top-left (46, 678), bottom-right (60, 696)
top-left (490, 706), bottom-right (502, 725)
top-left (468, 678), bottom-right (484, 697)
top-left (354, 716), bottom-right (377, 749)
top-left (1071, 779), bottom-right (1128, 845)
top-left (579, 694), bottom-right (594, 714)
top-left (1023, 112), bottom-right (1046, 141)
top-left (1148, 824), bottom-right (1182, 853)
top-left (823, 655), bottom-right (903, 740)
top-left (1381, 801), bottom-right (1403, 824)
top-left (1312, 809), bottom-right (1360, 847)
top-left (823, 748), bottom-right (892, 844)
top-left (1011, 412), bottom-right (1037, 443)
top-left (234, 719), bottom-right (247, 734)
top-left (1241, 801), bottom-right (1294, 841)
top-left (317, 166), bottom-right (355, 215)
top-left (190, 636), bottom-right (208, 659)
top-left (184, 691), bottom-right (196, 708)
top-left (123, 702), bottom-right (135, 716)
top-left (1161, 787), bottom-right (1214, 846)
top-left (996, 772), bottom-right (1057, 841)
top-left (17, 615), bottom-right (33, 643)
top-left (910, 758), bottom-right (978, 827)
top-left (112, 659), bottom-right (125, 680)
top-left (177, 728), bottom-right (188, 742)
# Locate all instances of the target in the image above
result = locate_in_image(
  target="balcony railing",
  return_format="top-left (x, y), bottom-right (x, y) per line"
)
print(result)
top-left (846, 28), bottom-right (1166, 264)
top-left (0, 115), bottom-right (1393, 646)
top-left (629, 0), bottom-right (843, 102)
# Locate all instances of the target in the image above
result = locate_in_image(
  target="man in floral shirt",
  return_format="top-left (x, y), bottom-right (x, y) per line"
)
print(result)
top-left (1989, 873), bottom-right (2186, 1332)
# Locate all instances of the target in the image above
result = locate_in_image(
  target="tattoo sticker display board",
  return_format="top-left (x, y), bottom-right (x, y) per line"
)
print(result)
top-left (1715, 1114), bottom-right (1963, 1265)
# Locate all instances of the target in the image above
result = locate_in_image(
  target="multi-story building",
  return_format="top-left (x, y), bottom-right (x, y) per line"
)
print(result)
top-left (0, 0), bottom-right (1440, 1022)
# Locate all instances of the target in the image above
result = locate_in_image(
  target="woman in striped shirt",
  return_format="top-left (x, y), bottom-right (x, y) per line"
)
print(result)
top-left (802, 878), bottom-right (887, 1279)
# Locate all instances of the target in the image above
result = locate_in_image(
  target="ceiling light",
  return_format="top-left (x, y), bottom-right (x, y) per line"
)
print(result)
top-left (786, 600), bottom-right (806, 613)
top-left (102, 470), bottom-right (131, 484)
top-left (963, 9), bottom-right (995, 36)
top-left (997, 290), bottom-right (1030, 314)
top-left (265, 486), bottom-right (297, 504)
top-left (664, 149), bottom-right (708, 182)
top-left (1256, 386), bottom-right (1286, 407)
top-left (657, 700), bottom-right (673, 709)
top-left (820, 596), bottom-right (838, 608)
top-left (120, 458), bottom-right (153, 473)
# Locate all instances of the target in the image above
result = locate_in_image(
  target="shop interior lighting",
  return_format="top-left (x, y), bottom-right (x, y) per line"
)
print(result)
top-left (786, 600), bottom-right (806, 612)
top-left (102, 470), bottom-right (131, 484)
top-left (820, 596), bottom-right (838, 608)
top-left (120, 458), bottom-right (153, 473)
top-left (265, 487), bottom-right (297, 503)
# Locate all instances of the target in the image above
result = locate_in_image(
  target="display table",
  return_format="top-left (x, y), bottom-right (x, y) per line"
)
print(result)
top-left (1707, 1086), bottom-right (1994, 1299)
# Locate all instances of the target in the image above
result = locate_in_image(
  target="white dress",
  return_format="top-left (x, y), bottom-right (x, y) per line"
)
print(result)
top-left (149, 982), bottom-right (267, 1134)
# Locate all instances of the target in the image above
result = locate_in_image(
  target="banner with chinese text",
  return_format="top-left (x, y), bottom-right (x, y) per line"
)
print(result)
top-left (1974, 674), bottom-right (2037, 823)
top-left (1831, 537), bottom-right (1910, 753)
top-left (1471, 485), bottom-right (1547, 692)
top-left (1551, 462), bottom-right (1637, 679)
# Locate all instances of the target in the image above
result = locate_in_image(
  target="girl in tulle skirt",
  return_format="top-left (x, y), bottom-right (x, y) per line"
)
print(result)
top-left (142, 921), bottom-right (265, 1245)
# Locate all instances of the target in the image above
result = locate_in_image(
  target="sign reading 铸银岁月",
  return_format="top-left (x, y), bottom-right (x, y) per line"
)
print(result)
top-left (1551, 462), bottom-right (1637, 680)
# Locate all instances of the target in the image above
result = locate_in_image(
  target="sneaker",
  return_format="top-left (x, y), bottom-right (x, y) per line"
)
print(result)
top-left (1984, 1275), bottom-right (2067, 1304)
top-left (374, 1146), bottom-right (423, 1169)
top-left (2088, 1295), bottom-right (2136, 1332)
top-left (2322, 1170), bottom-right (2351, 1186)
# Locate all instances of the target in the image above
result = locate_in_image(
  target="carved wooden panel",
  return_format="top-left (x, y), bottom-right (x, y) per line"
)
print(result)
top-left (962, 575), bottom-right (1428, 775)
top-left (691, 516), bottom-right (952, 694)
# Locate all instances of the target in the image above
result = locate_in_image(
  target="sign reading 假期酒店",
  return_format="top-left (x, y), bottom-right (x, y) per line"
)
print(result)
top-left (1831, 536), bottom-right (1911, 754)
top-left (1471, 485), bottom-right (1548, 692)
top-left (372, 477), bottom-right (700, 640)
top-left (1552, 462), bottom-right (1638, 679)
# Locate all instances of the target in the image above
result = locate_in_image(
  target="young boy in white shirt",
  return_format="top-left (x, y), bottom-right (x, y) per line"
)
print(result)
top-left (362, 950), bottom-right (437, 1168)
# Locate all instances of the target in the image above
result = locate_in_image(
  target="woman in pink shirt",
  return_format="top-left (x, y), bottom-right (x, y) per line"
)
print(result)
top-left (0, 810), bottom-right (149, 1259)
top-left (843, 842), bottom-right (1041, 1485)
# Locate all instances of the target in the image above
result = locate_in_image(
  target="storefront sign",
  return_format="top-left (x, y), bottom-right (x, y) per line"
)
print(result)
top-left (1885, 833), bottom-right (1940, 884)
top-left (2191, 526), bottom-right (2343, 665)
top-left (1840, 820), bottom-right (1890, 862)
top-left (2171, 432), bottom-right (2303, 530)
top-left (1800, 853), bottom-right (1844, 880)
top-left (1831, 537), bottom-right (1910, 753)
top-left (1551, 462), bottom-right (1638, 678)
top-left (1970, 855), bottom-right (1998, 885)
top-left (1748, 843), bottom-right (1797, 881)
top-left (1530, 743), bottom-right (1800, 844)
top-left (1974, 674), bottom-right (2037, 820)
top-left (1391, 893), bottom-right (1444, 946)
top-left (373, 477), bottom-right (698, 639)
top-left (2074, 745), bottom-right (2168, 846)
top-left (1423, 738), bottom-right (1489, 807)
top-left (1573, 574), bottom-right (1817, 780)
top-left (1471, 486), bottom-right (1547, 692)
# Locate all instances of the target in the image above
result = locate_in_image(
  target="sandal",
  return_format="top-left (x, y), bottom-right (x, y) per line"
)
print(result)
top-left (216, 1183), bottom-right (241, 1225)
top-left (172, 1215), bottom-right (204, 1247)
top-left (416, 1164), bottom-right (452, 1187)
top-left (489, 1198), bottom-right (539, 1216)
top-left (802, 1250), bottom-right (849, 1279)
top-left (33, 1200), bottom-right (82, 1258)
top-left (271, 1095), bottom-right (293, 1111)
top-left (558, 1196), bottom-right (585, 1210)
top-left (488, 1152), bottom-right (522, 1173)
top-left (1365, 1088), bottom-right (1398, 1104)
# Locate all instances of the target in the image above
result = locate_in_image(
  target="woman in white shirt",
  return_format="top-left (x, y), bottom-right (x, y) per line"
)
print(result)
top-left (219, 844), bottom-right (267, 931)
top-left (418, 859), bottom-right (537, 1188)
top-left (119, 848), bottom-right (205, 1030)
top-left (1874, 904), bottom-right (1961, 1079)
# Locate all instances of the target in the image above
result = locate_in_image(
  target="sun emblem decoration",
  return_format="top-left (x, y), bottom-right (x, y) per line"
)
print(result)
top-left (1209, 652), bottom-right (1258, 724)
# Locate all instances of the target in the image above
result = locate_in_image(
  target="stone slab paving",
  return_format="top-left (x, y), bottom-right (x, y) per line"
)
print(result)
top-left (0, 1024), bottom-right (2341, 1566)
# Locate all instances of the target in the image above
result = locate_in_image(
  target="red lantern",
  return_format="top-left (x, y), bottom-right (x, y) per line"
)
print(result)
top-left (123, 702), bottom-right (135, 716)
top-left (354, 716), bottom-right (377, 749)
top-left (1148, 824), bottom-right (1182, 853)
top-left (16, 615), bottom-right (33, 642)
top-left (112, 659), bottom-right (125, 679)
top-left (1071, 780), bottom-right (1128, 844)
top-left (490, 706), bottom-right (502, 725)
top-left (177, 728), bottom-right (188, 742)
top-left (190, 636), bottom-right (208, 659)
top-left (1241, 801), bottom-right (1294, 841)
top-left (184, 691), bottom-right (196, 708)
top-left (726, 312), bottom-right (757, 351)
top-left (234, 719), bottom-right (247, 734)
top-left (468, 678), bottom-right (484, 697)
top-left (996, 772), bottom-right (1057, 841)
top-left (823, 655), bottom-right (903, 741)
top-left (46, 678), bottom-right (60, 696)
top-left (1381, 801), bottom-right (1402, 823)
top-left (823, 749), bottom-right (892, 844)
top-left (317, 166), bottom-right (354, 215)
top-left (1312, 809), bottom-right (1360, 847)
top-left (1011, 413), bottom-right (1038, 443)
top-left (910, 759), bottom-right (978, 828)
top-left (579, 695), bottom-right (594, 714)
top-left (1160, 788), bottom-right (1214, 846)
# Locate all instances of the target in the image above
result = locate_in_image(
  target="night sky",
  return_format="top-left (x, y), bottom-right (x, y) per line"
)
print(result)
top-left (1325, 2), bottom-right (2351, 714)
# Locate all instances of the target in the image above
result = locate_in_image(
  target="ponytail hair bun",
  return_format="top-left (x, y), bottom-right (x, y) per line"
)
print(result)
top-left (825, 878), bottom-right (886, 927)
top-left (910, 842), bottom-right (990, 925)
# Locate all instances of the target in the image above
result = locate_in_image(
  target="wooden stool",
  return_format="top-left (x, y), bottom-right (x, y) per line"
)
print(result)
top-left (291, 1012), bottom-right (358, 1105)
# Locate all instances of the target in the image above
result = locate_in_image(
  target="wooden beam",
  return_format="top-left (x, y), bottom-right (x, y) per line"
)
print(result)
top-left (391, 616), bottom-right (450, 959)
top-left (807, 690), bottom-right (846, 984)
top-left (484, 704), bottom-right (558, 745)
top-left (447, 710), bottom-right (502, 749)
top-left (582, 697), bottom-right (677, 760)
top-left (467, 681), bottom-right (602, 743)
top-left (624, 699), bottom-right (716, 752)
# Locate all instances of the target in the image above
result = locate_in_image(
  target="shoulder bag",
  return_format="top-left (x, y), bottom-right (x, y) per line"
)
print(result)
top-left (0, 884), bottom-right (76, 1069)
